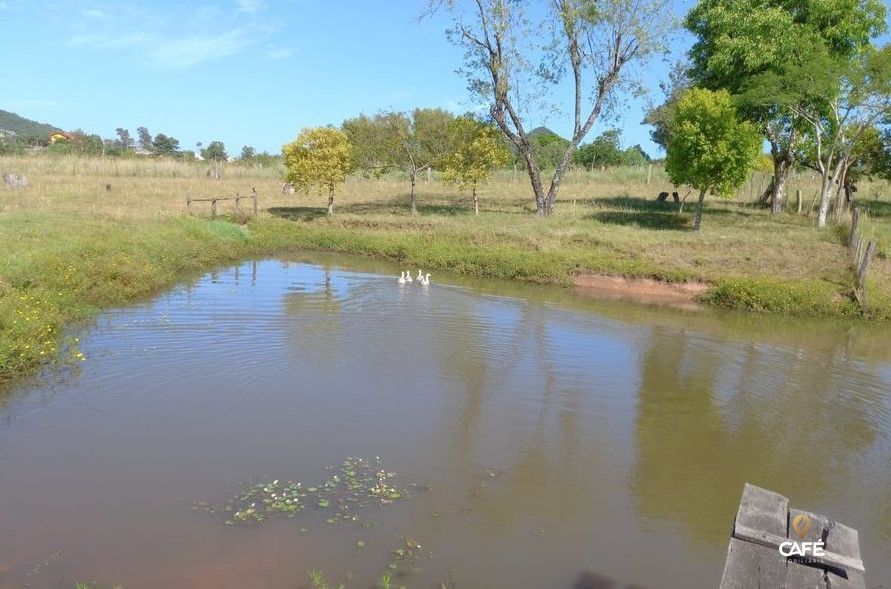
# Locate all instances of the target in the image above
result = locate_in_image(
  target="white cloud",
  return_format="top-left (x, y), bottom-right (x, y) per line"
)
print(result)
top-left (68, 31), bottom-right (152, 50)
top-left (62, 4), bottom-right (277, 69)
top-left (235, 0), bottom-right (265, 13)
top-left (265, 47), bottom-right (292, 60)
top-left (81, 8), bottom-right (107, 19)
top-left (150, 28), bottom-right (257, 68)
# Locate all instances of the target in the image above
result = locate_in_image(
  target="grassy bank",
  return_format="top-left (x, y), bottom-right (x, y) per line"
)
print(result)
top-left (1, 155), bottom-right (890, 382)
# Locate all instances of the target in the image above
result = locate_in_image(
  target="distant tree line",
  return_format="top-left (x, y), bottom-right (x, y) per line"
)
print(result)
top-left (0, 123), bottom-right (281, 167)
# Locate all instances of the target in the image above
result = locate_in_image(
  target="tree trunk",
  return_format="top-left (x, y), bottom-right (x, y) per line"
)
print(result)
top-left (473, 186), bottom-right (479, 216)
top-left (817, 158), bottom-right (846, 228)
top-left (769, 149), bottom-right (793, 216)
top-left (509, 141), bottom-right (549, 215)
top-left (817, 176), bottom-right (832, 228)
top-left (410, 171), bottom-right (417, 215)
top-left (541, 144), bottom-right (579, 215)
top-left (327, 189), bottom-right (334, 215)
top-left (693, 188), bottom-right (707, 231)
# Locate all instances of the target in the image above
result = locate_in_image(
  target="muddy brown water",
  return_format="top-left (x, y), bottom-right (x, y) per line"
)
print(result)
top-left (1, 255), bottom-right (890, 589)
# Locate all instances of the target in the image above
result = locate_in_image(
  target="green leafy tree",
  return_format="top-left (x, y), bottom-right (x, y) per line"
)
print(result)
top-left (574, 129), bottom-right (623, 169)
top-left (136, 126), bottom-right (153, 151)
top-left (342, 112), bottom-right (401, 176)
top-left (527, 128), bottom-right (570, 170)
top-left (201, 140), bottom-right (228, 162)
top-left (152, 133), bottom-right (180, 156)
top-left (282, 127), bottom-right (352, 215)
top-left (342, 108), bottom-right (453, 214)
top-left (665, 89), bottom-right (761, 231)
top-left (115, 128), bottom-right (133, 151)
top-left (240, 145), bottom-right (256, 161)
top-left (443, 117), bottom-right (511, 214)
top-left (685, 0), bottom-right (887, 214)
top-left (433, 0), bottom-right (671, 216)
top-left (856, 127), bottom-right (891, 182)
top-left (622, 144), bottom-right (651, 166)
top-left (741, 44), bottom-right (891, 226)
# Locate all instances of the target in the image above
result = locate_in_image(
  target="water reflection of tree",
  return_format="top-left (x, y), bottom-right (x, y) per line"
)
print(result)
top-left (282, 268), bottom-right (345, 365)
top-left (631, 326), bottom-right (889, 545)
top-left (434, 299), bottom-right (594, 529)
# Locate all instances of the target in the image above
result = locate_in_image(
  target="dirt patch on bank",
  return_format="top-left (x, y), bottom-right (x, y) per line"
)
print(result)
top-left (573, 274), bottom-right (709, 310)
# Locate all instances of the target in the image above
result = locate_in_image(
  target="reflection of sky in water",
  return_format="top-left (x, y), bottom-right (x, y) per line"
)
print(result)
top-left (1, 257), bottom-right (890, 589)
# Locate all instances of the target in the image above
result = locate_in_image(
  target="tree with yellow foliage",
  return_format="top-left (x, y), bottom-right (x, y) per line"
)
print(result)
top-left (282, 127), bottom-right (352, 215)
top-left (442, 117), bottom-right (510, 215)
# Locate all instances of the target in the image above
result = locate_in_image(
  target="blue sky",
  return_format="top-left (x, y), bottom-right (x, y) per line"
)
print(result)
top-left (0, 0), bottom-right (695, 156)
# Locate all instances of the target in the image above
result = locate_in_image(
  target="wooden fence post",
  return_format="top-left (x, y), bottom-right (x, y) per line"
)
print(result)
top-left (796, 189), bottom-right (802, 215)
top-left (252, 187), bottom-right (258, 216)
top-left (646, 163), bottom-right (653, 185)
top-left (187, 196), bottom-right (192, 215)
top-left (211, 199), bottom-right (217, 218)
top-left (856, 241), bottom-right (877, 306)
top-left (235, 193), bottom-right (241, 215)
top-left (849, 206), bottom-right (860, 249)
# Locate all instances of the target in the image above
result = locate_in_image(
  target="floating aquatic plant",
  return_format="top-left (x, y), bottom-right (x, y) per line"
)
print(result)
top-left (194, 457), bottom-right (408, 527)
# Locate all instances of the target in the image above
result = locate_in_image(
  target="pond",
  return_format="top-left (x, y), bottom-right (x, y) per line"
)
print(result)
top-left (1, 255), bottom-right (890, 588)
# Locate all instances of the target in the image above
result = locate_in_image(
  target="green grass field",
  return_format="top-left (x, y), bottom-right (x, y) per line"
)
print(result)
top-left (1, 154), bottom-right (890, 382)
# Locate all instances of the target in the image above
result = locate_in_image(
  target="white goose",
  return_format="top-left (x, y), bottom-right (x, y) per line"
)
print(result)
top-left (416, 269), bottom-right (423, 282)
top-left (404, 269), bottom-right (413, 283)
top-left (420, 273), bottom-right (431, 286)
top-left (398, 271), bottom-right (407, 284)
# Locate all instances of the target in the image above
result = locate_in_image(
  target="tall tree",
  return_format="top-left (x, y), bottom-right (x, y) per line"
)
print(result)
top-left (153, 133), bottom-right (180, 156)
top-left (240, 145), bottom-right (257, 161)
top-left (201, 140), bottom-right (228, 162)
top-left (282, 127), bottom-right (352, 215)
top-left (685, 0), bottom-right (887, 215)
top-left (442, 117), bottom-right (511, 214)
top-left (136, 127), bottom-right (153, 151)
top-left (115, 128), bottom-right (133, 151)
top-left (432, 0), bottom-right (670, 216)
top-left (343, 108), bottom-right (453, 214)
top-left (665, 89), bottom-right (761, 230)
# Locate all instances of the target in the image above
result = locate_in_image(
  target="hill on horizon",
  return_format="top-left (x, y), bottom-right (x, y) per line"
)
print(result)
top-left (528, 126), bottom-right (567, 141)
top-left (0, 109), bottom-right (60, 139)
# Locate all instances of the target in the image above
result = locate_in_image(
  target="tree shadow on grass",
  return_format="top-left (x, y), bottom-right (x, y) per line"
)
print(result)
top-left (588, 209), bottom-right (691, 230)
top-left (860, 198), bottom-right (891, 219)
top-left (269, 196), bottom-right (534, 221)
top-left (268, 202), bottom-right (473, 219)
top-left (267, 206), bottom-right (328, 221)
top-left (591, 196), bottom-right (679, 212)
top-left (591, 196), bottom-right (761, 218)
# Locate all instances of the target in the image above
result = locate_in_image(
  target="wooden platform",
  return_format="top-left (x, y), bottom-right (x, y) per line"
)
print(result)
top-left (720, 484), bottom-right (865, 588)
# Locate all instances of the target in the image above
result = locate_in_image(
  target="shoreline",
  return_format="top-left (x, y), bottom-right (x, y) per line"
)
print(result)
top-left (0, 214), bottom-right (885, 386)
top-left (572, 273), bottom-right (708, 310)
